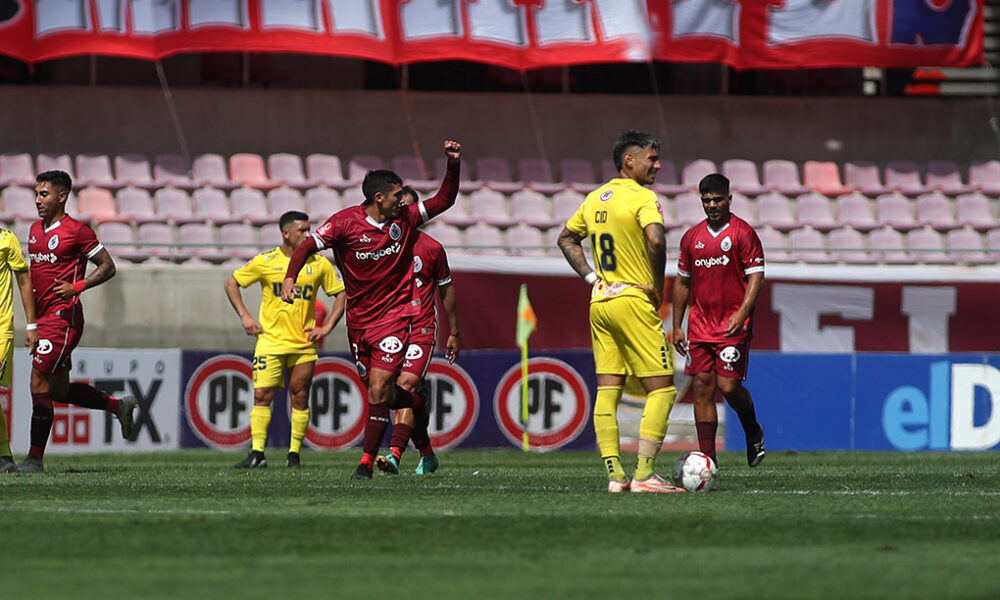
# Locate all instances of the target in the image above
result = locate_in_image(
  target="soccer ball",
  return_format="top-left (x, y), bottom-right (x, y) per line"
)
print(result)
top-left (672, 451), bottom-right (718, 492)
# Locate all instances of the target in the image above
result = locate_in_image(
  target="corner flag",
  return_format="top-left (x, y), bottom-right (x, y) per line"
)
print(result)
top-left (516, 284), bottom-right (537, 451)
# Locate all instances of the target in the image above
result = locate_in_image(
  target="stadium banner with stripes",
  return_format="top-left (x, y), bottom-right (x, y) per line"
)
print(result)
top-left (0, 0), bottom-right (983, 69)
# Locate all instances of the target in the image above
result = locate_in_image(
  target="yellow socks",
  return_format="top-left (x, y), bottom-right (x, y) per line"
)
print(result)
top-left (250, 405), bottom-right (271, 452)
top-left (634, 386), bottom-right (676, 480)
top-left (289, 408), bottom-right (309, 454)
top-left (594, 385), bottom-right (627, 481)
top-left (0, 409), bottom-right (11, 456)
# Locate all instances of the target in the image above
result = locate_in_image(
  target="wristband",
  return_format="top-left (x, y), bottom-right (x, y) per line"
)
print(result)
top-left (583, 272), bottom-right (598, 285)
top-left (72, 280), bottom-right (88, 295)
top-left (25, 323), bottom-right (37, 331)
top-left (449, 332), bottom-right (459, 337)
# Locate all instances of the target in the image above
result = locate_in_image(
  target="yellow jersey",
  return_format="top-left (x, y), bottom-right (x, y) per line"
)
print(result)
top-left (233, 248), bottom-right (345, 354)
top-left (0, 229), bottom-right (28, 339)
top-left (565, 178), bottom-right (664, 304)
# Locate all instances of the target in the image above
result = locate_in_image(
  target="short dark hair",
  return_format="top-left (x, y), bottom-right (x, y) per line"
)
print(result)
top-left (279, 210), bottom-right (309, 231)
top-left (699, 173), bottom-right (730, 197)
top-left (36, 170), bottom-right (73, 192)
top-left (400, 185), bottom-right (419, 204)
top-left (612, 130), bottom-right (660, 172)
top-left (361, 169), bottom-right (403, 205)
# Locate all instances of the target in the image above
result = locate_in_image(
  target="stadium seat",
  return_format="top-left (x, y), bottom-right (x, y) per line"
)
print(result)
top-left (268, 187), bottom-right (305, 218)
top-left (788, 226), bottom-right (831, 263)
top-left (599, 159), bottom-right (619, 183)
top-left (192, 153), bottom-right (239, 191)
top-left (985, 228), bottom-right (1000, 259)
top-left (115, 154), bottom-right (159, 191)
top-left (463, 223), bottom-right (506, 255)
top-left (347, 154), bottom-right (385, 184)
top-left (305, 187), bottom-right (343, 220)
top-left (0, 153), bottom-right (35, 187)
top-left (843, 161), bottom-right (891, 196)
top-left (968, 159), bottom-right (1000, 195)
top-left (1, 185), bottom-right (38, 222)
top-left (954, 192), bottom-right (995, 231)
top-left (467, 188), bottom-right (516, 228)
top-left (506, 223), bottom-right (548, 256)
top-left (946, 227), bottom-right (989, 265)
top-left (475, 157), bottom-right (522, 194)
top-left (722, 159), bottom-right (767, 196)
top-left (827, 226), bottom-right (875, 264)
top-left (11, 221), bottom-right (31, 246)
top-left (421, 221), bottom-right (463, 248)
top-left (153, 187), bottom-right (201, 225)
top-left (341, 186), bottom-right (365, 207)
top-left (925, 160), bottom-right (971, 195)
top-left (435, 156), bottom-right (482, 193)
top-left (259, 223), bottom-right (283, 248)
top-left (875, 192), bottom-right (919, 231)
top-left (76, 154), bottom-right (121, 190)
top-left (76, 187), bottom-right (127, 224)
top-left (153, 154), bottom-right (197, 191)
top-left (756, 191), bottom-right (797, 231)
top-left (803, 161), bottom-right (851, 196)
top-left (192, 187), bottom-right (240, 225)
top-left (762, 159), bottom-right (809, 196)
top-left (730, 192), bottom-right (755, 226)
top-left (97, 222), bottom-right (146, 263)
top-left (906, 227), bottom-right (950, 264)
top-left (305, 153), bottom-right (353, 191)
top-left (835, 191), bottom-right (879, 231)
top-left (544, 225), bottom-right (563, 256)
top-left (674, 191), bottom-right (705, 227)
top-left (230, 187), bottom-right (273, 226)
top-left (116, 187), bottom-right (162, 224)
top-left (551, 189), bottom-right (584, 225)
top-left (884, 160), bottom-right (926, 196)
top-left (666, 227), bottom-right (686, 252)
top-left (914, 191), bottom-right (960, 231)
top-left (392, 155), bottom-right (436, 193)
top-left (795, 192), bottom-right (837, 231)
top-left (650, 160), bottom-right (688, 196)
top-left (230, 153), bottom-right (278, 191)
top-left (756, 226), bottom-right (790, 262)
top-left (136, 222), bottom-right (176, 261)
top-left (518, 158), bottom-right (565, 194)
top-left (510, 189), bottom-right (558, 229)
top-left (218, 223), bottom-right (259, 260)
top-left (177, 223), bottom-right (228, 263)
top-left (36, 153), bottom-right (75, 180)
top-left (559, 158), bottom-right (597, 192)
top-left (681, 159), bottom-right (717, 189)
top-left (868, 226), bottom-right (912, 264)
top-left (267, 153), bottom-right (311, 191)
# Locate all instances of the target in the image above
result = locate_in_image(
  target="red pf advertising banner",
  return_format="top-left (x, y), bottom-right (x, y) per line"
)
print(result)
top-left (0, 0), bottom-right (983, 69)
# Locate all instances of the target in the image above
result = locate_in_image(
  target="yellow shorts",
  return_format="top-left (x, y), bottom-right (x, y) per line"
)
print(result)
top-left (0, 337), bottom-right (11, 387)
top-left (590, 296), bottom-right (673, 378)
top-left (251, 352), bottom-right (318, 389)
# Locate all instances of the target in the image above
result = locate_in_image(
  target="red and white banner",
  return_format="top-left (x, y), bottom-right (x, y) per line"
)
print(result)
top-left (0, 1), bottom-right (983, 69)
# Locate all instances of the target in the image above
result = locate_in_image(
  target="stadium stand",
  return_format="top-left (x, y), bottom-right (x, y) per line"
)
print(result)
top-left (843, 160), bottom-right (892, 196)
top-left (558, 158), bottom-right (597, 192)
top-left (116, 187), bottom-right (161, 224)
top-left (230, 187), bottom-right (273, 226)
top-left (177, 223), bottom-right (228, 263)
top-left (0, 153), bottom-right (35, 187)
top-left (137, 222), bottom-right (177, 261)
top-left (506, 223), bottom-right (548, 256)
top-left (551, 189), bottom-right (585, 224)
top-left (154, 187), bottom-right (201, 225)
top-left (968, 159), bottom-right (1000, 195)
top-left (756, 191), bottom-right (797, 231)
top-left (954, 192), bottom-right (995, 231)
top-left (305, 153), bottom-right (353, 190)
top-left (925, 160), bottom-right (972, 195)
top-left (37, 153), bottom-right (75, 179)
top-left (192, 186), bottom-right (240, 225)
top-left (115, 154), bottom-right (159, 191)
top-left (1, 185), bottom-right (37, 222)
top-left (674, 191), bottom-right (705, 227)
top-left (762, 159), bottom-right (810, 196)
top-left (267, 153), bottom-right (312, 191)
top-left (230, 153), bottom-right (279, 191)
top-left (476, 157), bottom-right (522, 194)
top-left (422, 221), bottom-right (463, 248)
top-left (467, 187), bottom-right (516, 228)
top-left (218, 223), bottom-right (258, 260)
top-left (153, 154), bottom-right (197, 191)
top-left (835, 191), bottom-right (880, 231)
top-left (392, 155), bottom-right (437, 193)
top-left (304, 186), bottom-right (342, 220)
top-left (915, 191), bottom-right (961, 230)
top-left (435, 155), bottom-right (482, 193)
top-left (875, 192), bottom-right (920, 230)
top-left (730, 192), bottom-right (756, 226)
top-left (682, 159), bottom-right (717, 189)
top-left (795, 192), bottom-right (838, 231)
top-left (788, 226), bottom-right (831, 263)
top-left (827, 226), bottom-right (875, 264)
top-left (510, 188), bottom-right (559, 229)
top-left (77, 187), bottom-right (126, 224)
top-left (907, 227), bottom-right (950, 264)
top-left (347, 154), bottom-right (385, 184)
top-left (192, 153), bottom-right (239, 191)
top-left (868, 226), bottom-right (912, 264)
top-left (76, 154), bottom-right (121, 191)
top-left (722, 159), bottom-right (767, 196)
top-left (884, 160), bottom-right (926, 196)
top-left (517, 158), bottom-right (565, 194)
top-left (803, 161), bottom-right (851, 196)
top-left (756, 226), bottom-right (790, 262)
top-left (267, 187), bottom-right (305, 216)
top-left (463, 222), bottom-right (506, 255)
top-left (946, 227), bottom-right (990, 265)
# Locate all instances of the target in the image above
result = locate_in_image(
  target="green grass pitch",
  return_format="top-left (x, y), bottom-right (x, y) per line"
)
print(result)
top-left (2, 449), bottom-right (999, 599)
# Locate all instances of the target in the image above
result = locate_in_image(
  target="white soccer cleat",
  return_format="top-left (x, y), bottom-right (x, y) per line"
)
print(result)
top-left (631, 473), bottom-right (686, 493)
top-left (607, 477), bottom-right (631, 493)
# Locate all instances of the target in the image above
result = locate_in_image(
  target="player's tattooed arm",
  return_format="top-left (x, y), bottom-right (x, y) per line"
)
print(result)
top-left (52, 248), bottom-right (116, 299)
top-left (556, 227), bottom-right (597, 283)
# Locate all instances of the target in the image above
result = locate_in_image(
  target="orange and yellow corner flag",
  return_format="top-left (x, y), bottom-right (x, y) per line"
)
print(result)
top-left (516, 284), bottom-right (537, 348)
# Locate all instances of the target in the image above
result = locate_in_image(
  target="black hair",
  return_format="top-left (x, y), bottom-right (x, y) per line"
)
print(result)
top-left (612, 130), bottom-right (660, 172)
top-left (279, 210), bottom-right (310, 231)
top-left (36, 170), bottom-right (73, 192)
top-left (361, 169), bottom-right (403, 204)
top-left (400, 185), bottom-right (419, 204)
top-left (698, 173), bottom-right (731, 197)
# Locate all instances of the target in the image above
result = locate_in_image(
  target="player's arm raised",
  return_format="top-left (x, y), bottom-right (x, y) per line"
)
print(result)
top-left (281, 235), bottom-right (320, 303)
top-left (419, 140), bottom-right (462, 221)
top-left (15, 269), bottom-right (37, 350)
top-left (52, 248), bottom-right (116, 299)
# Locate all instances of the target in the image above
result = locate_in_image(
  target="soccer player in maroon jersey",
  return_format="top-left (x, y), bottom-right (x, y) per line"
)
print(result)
top-left (281, 140), bottom-right (461, 479)
top-left (18, 171), bottom-right (137, 473)
top-left (374, 186), bottom-right (460, 476)
top-left (671, 173), bottom-right (766, 468)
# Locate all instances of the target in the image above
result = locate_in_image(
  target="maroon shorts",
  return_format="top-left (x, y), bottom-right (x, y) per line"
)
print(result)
top-left (684, 340), bottom-right (750, 380)
top-left (347, 319), bottom-right (412, 382)
top-left (32, 319), bottom-right (83, 374)
top-left (401, 340), bottom-right (435, 379)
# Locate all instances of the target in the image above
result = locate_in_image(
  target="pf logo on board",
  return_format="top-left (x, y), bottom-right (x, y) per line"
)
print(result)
top-left (423, 359), bottom-right (479, 449)
top-left (494, 358), bottom-right (590, 451)
top-left (185, 355), bottom-right (253, 448)
top-left (304, 357), bottom-right (368, 449)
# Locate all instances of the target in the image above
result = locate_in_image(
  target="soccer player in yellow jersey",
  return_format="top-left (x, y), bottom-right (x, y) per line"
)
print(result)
top-left (225, 211), bottom-right (346, 468)
top-left (558, 130), bottom-right (683, 493)
top-left (0, 228), bottom-right (37, 473)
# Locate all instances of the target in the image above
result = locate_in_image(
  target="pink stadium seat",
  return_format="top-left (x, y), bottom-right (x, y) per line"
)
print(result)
top-left (954, 192), bottom-right (994, 231)
top-left (305, 187), bottom-right (343, 220)
top-left (467, 188), bottom-right (516, 228)
top-left (906, 227), bottom-right (949, 264)
top-left (681, 159), bottom-right (717, 189)
top-left (116, 188), bottom-right (162, 224)
top-left (518, 158), bottom-right (564, 194)
top-left (868, 226), bottom-right (912, 264)
top-left (843, 161), bottom-right (891, 196)
top-left (218, 223), bottom-right (259, 260)
top-left (827, 226), bottom-right (875, 264)
top-left (435, 156), bottom-right (482, 193)
top-left (12, 221), bottom-right (32, 246)
top-left (722, 159), bottom-right (767, 196)
top-left (192, 153), bottom-right (239, 191)
top-left (651, 160), bottom-right (687, 196)
top-left (230, 153), bottom-right (278, 191)
top-left (968, 159), bottom-right (1000, 195)
top-left (666, 227), bottom-right (686, 252)
top-left (946, 227), bottom-right (989, 265)
top-left (835, 192), bottom-right (879, 231)
top-left (803, 161), bottom-right (850, 196)
top-left (268, 187), bottom-right (305, 218)
top-left (76, 154), bottom-right (121, 190)
top-left (506, 223), bottom-right (547, 256)
top-left (762, 160), bottom-right (809, 196)
top-left (77, 187), bottom-right (127, 224)
top-left (559, 158), bottom-right (597, 192)
top-left (306, 154), bottom-right (352, 191)
top-left (551, 189), bottom-right (585, 225)
top-left (884, 160), bottom-right (926, 196)
top-left (600, 159), bottom-right (619, 183)
top-left (729, 192), bottom-right (754, 226)
top-left (657, 195), bottom-right (677, 229)
top-left (153, 187), bottom-right (201, 225)
top-left (788, 226), bottom-right (831, 263)
top-left (422, 221), bottom-right (463, 248)
top-left (192, 187), bottom-right (240, 225)
top-left (267, 153), bottom-right (311, 191)
top-left (347, 154), bottom-right (385, 183)
top-left (259, 224), bottom-right (283, 248)
top-left (510, 189), bottom-right (558, 229)
top-left (985, 228), bottom-right (1000, 259)
top-left (436, 193), bottom-right (476, 228)
top-left (153, 154), bottom-right (196, 191)
top-left (0, 153), bottom-right (35, 187)
top-left (914, 192), bottom-right (960, 231)
top-left (756, 191), bottom-right (797, 231)
top-left (177, 223), bottom-right (228, 263)
top-left (1, 186), bottom-right (38, 222)
top-left (476, 157), bottom-right (522, 194)
top-left (674, 192), bottom-right (705, 227)
top-left (463, 222), bottom-right (506, 255)
top-left (756, 226), bottom-right (790, 262)
top-left (36, 153), bottom-right (75, 179)
top-left (392, 155), bottom-right (436, 193)
top-left (795, 192), bottom-right (837, 231)
top-left (545, 225), bottom-right (563, 256)
top-left (230, 187), bottom-right (273, 226)
top-left (97, 222), bottom-right (146, 263)
top-left (115, 154), bottom-right (159, 191)
top-left (875, 192), bottom-right (919, 231)
top-left (342, 187), bottom-right (365, 207)
top-left (925, 160), bottom-right (971, 195)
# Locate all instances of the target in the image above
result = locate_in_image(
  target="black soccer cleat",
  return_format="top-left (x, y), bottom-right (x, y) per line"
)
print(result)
top-left (286, 452), bottom-right (301, 469)
top-left (746, 426), bottom-right (766, 468)
top-left (352, 463), bottom-right (373, 480)
top-left (235, 450), bottom-right (267, 468)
